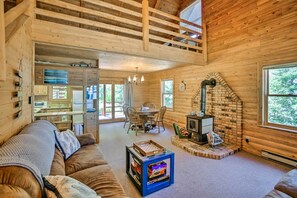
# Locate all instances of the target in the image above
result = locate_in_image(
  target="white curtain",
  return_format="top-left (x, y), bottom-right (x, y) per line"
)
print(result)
top-left (124, 79), bottom-right (133, 107)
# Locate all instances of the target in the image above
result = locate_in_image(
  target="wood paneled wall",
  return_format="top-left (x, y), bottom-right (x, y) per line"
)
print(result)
top-left (99, 70), bottom-right (149, 108)
top-left (0, 18), bottom-right (33, 144)
top-left (148, 0), bottom-right (297, 160)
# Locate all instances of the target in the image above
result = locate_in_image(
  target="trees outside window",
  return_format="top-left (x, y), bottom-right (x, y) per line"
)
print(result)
top-left (161, 80), bottom-right (173, 109)
top-left (262, 63), bottom-right (297, 131)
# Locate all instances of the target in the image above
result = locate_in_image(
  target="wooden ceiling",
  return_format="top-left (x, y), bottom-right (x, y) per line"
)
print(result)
top-left (35, 43), bottom-right (189, 73)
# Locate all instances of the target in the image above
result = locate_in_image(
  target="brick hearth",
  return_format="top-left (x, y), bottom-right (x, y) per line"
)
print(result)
top-left (171, 136), bottom-right (241, 160)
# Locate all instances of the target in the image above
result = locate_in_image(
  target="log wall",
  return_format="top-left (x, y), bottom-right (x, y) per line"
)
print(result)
top-left (0, 18), bottom-right (33, 144)
top-left (148, 0), bottom-right (297, 160)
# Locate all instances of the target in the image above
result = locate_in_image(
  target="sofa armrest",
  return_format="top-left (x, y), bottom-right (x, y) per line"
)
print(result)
top-left (274, 169), bottom-right (297, 198)
top-left (0, 184), bottom-right (32, 198)
top-left (0, 166), bottom-right (42, 197)
top-left (76, 133), bottom-right (96, 146)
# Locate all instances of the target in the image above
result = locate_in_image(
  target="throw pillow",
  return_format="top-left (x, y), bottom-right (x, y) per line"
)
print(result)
top-left (207, 131), bottom-right (224, 146)
top-left (43, 175), bottom-right (100, 198)
top-left (54, 129), bottom-right (81, 160)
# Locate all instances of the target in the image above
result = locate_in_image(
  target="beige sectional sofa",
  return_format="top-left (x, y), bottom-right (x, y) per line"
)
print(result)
top-left (265, 169), bottom-right (297, 198)
top-left (0, 120), bottom-right (125, 197)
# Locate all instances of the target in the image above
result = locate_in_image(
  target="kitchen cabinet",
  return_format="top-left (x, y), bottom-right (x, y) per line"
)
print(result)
top-left (34, 65), bottom-right (97, 86)
top-left (37, 107), bottom-right (73, 131)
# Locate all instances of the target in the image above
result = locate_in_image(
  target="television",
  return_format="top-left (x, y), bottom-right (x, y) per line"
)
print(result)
top-left (44, 69), bottom-right (68, 84)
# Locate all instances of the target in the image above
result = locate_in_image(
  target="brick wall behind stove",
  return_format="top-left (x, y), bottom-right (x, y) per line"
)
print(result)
top-left (193, 80), bottom-right (243, 147)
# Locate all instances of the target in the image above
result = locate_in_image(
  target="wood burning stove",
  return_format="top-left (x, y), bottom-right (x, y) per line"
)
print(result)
top-left (187, 78), bottom-right (216, 145)
top-left (187, 115), bottom-right (214, 144)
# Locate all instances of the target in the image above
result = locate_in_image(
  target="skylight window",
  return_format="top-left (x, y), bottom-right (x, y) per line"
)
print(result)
top-left (180, 0), bottom-right (202, 33)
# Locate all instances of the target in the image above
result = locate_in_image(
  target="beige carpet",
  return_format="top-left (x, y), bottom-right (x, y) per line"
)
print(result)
top-left (99, 122), bottom-right (292, 198)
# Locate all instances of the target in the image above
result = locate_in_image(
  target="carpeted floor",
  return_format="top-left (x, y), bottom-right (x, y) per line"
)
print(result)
top-left (99, 122), bottom-right (292, 198)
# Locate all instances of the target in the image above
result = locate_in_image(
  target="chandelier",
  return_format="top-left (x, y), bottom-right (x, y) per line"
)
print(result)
top-left (128, 67), bottom-right (144, 85)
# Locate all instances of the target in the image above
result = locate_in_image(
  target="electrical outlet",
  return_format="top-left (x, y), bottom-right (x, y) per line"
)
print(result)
top-left (245, 137), bottom-right (250, 143)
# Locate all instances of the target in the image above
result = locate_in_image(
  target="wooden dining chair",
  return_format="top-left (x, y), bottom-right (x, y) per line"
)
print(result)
top-left (126, 107), bottom-right (143, 136)
top-left (122, 104), bottom-right (129, 128)
top-left (143, 102), bottom-right (156, 109)
top-left (152, 106), bottom-right (167, 133)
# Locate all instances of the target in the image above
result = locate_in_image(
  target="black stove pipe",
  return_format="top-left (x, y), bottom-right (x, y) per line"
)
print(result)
top-left (200, 78), bottom-right (216, 115)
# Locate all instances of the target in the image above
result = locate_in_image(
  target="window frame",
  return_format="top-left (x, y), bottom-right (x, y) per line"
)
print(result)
top-left (261, 63), bottom-right (297, 132)
top-left (50, 86), bottom-right (69, 101)
top-left (161, 79), bottom-right (174, 111)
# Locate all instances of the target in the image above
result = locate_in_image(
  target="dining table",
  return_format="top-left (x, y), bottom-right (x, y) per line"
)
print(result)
top-left (136, 109), bottom-right (159, 132)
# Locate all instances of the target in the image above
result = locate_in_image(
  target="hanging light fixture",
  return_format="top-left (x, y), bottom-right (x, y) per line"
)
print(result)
top-left (128, 67), bottom-right (144, 85)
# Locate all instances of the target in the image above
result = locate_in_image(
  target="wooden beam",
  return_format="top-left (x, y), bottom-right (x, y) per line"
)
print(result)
top-left (5, 14), bottom-right (29, 42)
top-left (142, 0), bottom-right (149, 51)
top-left (4, 0), bottom-right (30, 27)
top-left (152, 0), bottom-right (161, 17)
top-left (0, 0), bottom-right (6, 81)
top-left (202, 23), bottom-right (207, 63)
top-left (83, 0), bottom-right (142, 18)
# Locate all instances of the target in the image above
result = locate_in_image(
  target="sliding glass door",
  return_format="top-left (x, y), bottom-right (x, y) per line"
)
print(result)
top-left (99, 82), bottom-right (124, 122)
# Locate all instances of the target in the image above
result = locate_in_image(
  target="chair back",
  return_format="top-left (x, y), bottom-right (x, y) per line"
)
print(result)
top-left (172, 123), bottom-right (179, 135)
top-left (143, 102), bottom-right (156, 109)
top-left (123, 104), bottom-right (129, 120)
top-left (158, 106), bottom-right (167, 121)
top-left (127, 107), bottom-right (139, 123)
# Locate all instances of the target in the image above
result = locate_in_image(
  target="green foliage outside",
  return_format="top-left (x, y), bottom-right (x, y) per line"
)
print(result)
top-left (98, 84), bottom-right (124, 116)
top-left (163, 80), bottom-right (173, 108)
top-left (268, 66), bottom-right (297, 127)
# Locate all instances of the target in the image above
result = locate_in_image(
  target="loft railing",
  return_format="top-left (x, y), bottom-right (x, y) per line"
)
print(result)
top-left (35, 0), bottom-right (207, 61)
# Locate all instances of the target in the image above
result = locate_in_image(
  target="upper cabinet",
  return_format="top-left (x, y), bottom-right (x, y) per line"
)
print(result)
top-left (35, 65), bottom-right (98, 86)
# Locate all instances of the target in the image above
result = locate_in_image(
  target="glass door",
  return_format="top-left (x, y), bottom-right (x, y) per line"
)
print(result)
top-left (99, 83), bottom-right (124, 122)
top-left (114, 84), bottom-right (125, 119)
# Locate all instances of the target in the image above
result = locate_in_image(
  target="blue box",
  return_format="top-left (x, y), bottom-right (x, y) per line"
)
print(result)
top-left (126, 145), bottom-right (174, 196)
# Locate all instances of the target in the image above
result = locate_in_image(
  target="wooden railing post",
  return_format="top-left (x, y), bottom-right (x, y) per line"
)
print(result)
top-left (0, 0), bottom-right (6, 81)
top-left (202, 23), bottom-right (207, 63)
top-left (142, 0), bottom-right (149, 51)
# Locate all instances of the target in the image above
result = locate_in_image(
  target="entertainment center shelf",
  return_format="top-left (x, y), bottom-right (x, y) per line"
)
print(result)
top-left (126, 146), bottom-right (174, 196)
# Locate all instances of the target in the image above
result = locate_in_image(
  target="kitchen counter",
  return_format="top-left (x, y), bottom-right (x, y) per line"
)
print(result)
top-left (40, 107), bottom-right (71, 110)
top-left (34, 111), bottom-right (84, 117)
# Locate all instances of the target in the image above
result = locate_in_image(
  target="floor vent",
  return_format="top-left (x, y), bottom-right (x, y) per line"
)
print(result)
top-left (262, 150), bottom-right (297, 167)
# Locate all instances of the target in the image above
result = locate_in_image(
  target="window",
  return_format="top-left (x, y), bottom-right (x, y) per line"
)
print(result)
top-left (161, 80), bottom-right (174, 109)
top-left (99, 80), bottom-right (125, 121)
top-left (262, 63), bottom-right (297, 131)
top-left (52, 86), bottom-right (68, 100)
top-left (180, 0), bottom-right (202, 33)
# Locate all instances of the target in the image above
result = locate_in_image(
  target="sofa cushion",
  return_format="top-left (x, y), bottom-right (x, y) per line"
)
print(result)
top-left (44, 175), bottom-right (100, 198)
top-left (54, 130), bottom-right (81, 160)
top-left (65, 144), bottom-right (107, 175)
top-left (0, 166), bottom-right (42, 198)
top-left (275, 169), bottom-right (297, 198)
top-left (265, 189), bottom-right (292, 198)
top-left (69, 165), bottom-right (126, 198)
top-left (76, 133), bottom-right (96, 146)
top-left (0, 184), bottom-right (31, 198)
top-left (50, 149), bottom-right (66, 176)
